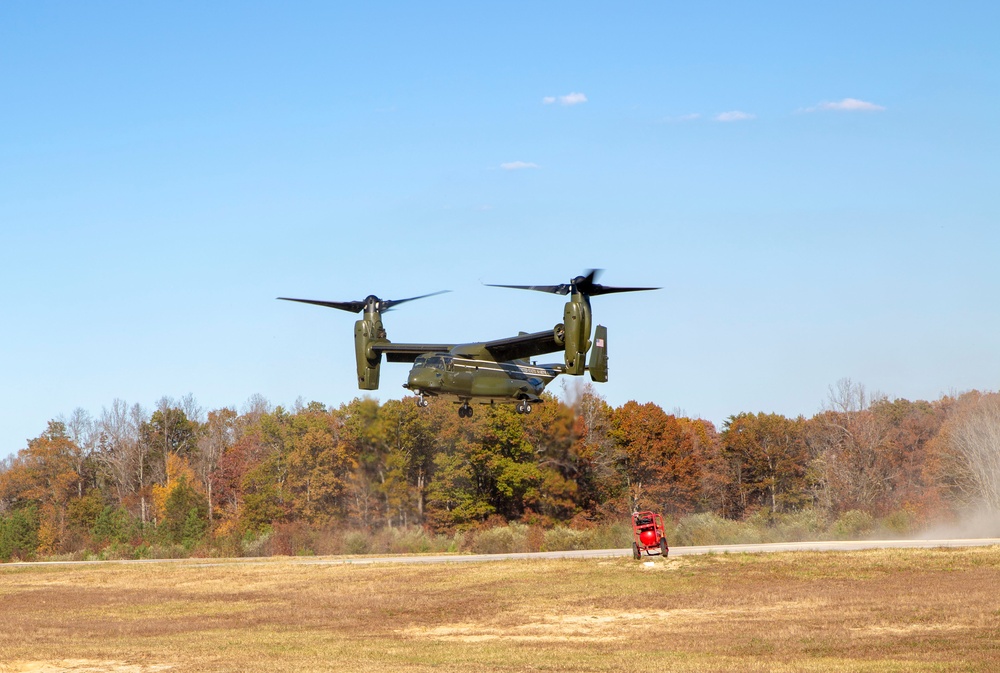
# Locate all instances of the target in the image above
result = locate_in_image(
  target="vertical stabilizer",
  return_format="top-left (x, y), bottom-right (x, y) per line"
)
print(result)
top-left (588, 324), bottom-right (608, 383)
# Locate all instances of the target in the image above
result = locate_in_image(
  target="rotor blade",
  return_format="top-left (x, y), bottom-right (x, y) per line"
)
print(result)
top-left (278, 290), bottom-right (449, 314)
top-left (483, 283), bottom-right (571, 295)
top-left (587, 284), bottom-right (661, 296)
top-left (485, 269), bottom-right (658, 297)
top-left (381, 290), bottom-right (451, 310)
top-left (276, 297), bottom-right (366, 313)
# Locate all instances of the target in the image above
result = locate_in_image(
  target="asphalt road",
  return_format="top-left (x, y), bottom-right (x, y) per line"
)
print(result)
top-left (5, 538), bottom-right (999, 569)
top-left (305, 538), bottom-right (1000, 566)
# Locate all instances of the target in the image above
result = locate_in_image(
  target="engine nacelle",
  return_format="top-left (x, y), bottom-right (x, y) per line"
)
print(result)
top-left (562, 300), bottom-right (591, 376)
top-left (354, 319), bottom-right (382, 390)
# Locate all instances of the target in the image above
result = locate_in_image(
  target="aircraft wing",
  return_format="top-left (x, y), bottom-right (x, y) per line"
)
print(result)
top-left (480, 329), bottom-right (563, 362)
top-left (371, 342), bottom-right (456, 363)
top-left (371, 329), bottom-right (562, 364)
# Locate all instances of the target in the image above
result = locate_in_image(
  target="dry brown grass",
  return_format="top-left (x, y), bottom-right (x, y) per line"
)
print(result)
top-left (2, 547), bottom-right (999, 672)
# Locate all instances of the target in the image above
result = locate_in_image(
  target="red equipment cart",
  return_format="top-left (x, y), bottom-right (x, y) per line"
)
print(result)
top-left (631, 510), bottom-right (668, 559)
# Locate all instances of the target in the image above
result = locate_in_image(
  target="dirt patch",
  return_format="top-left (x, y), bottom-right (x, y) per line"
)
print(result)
top-left (851, 624), bottom-right (971, 635)
top-left (400, 622), bottom-right (619, 642)
top-left (3, 661), bottom-right (173, 673)
top-left (400, 602), bottom-right (827, 643)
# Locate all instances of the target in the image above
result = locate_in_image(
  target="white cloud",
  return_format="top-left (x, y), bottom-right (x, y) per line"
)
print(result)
top-left (500, 161), bottom-right (539, 170)
top-left (802, 98), bottom-right (886, 113)
top-left (715, 111), bottom-right (755, 122)
top-left (543, 92), bottom-right (588, 106)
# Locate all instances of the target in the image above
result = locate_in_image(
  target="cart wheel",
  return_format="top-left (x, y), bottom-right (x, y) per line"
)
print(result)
top-left (660, 539), bottom-right (669, 557)
top-left (632, 542), bottom-right (641, 560)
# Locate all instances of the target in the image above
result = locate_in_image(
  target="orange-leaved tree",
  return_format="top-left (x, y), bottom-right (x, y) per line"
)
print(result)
top-left (0, 421), bottom-right (81, 554)
top-left (610, 402), bottom-right (703, 516)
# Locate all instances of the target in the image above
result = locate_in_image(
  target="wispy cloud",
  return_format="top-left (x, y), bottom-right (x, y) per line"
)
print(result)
top-left (543, 92), bottom-right (588, 106)
top-left (500, 161), bottom-right (539, 170)
top-left (662, 113), bottom-right (701, 123)
top-left (715, 111), bottom-right (755, 122)
top-left (801, 97), bottom-right (886, 113)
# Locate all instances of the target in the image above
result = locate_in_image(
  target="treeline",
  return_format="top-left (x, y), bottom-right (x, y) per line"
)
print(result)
top-left (2, 381), bottom-right (999, 562)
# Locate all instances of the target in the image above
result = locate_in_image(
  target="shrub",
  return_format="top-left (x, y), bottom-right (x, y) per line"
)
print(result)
top-left (743, 509), bottom-right (828, 543)
top-left (381, 527), bottom-right (452, 555)
top-left (342, 530), bottom-right (371, 555)
top-left (469, 523), bottom-right (530, 554)
top-left (876, 510), bottom-right (917, 538)
top-left (586, 521), bottom-right (633, 550)
top-left (241, 530), bottom-right (271, 557)
top-left (542, 526), bottom-right (588, 551)
top-left (674, 512), bottom-right (760, 546)
top-left (771, 509), bottom-right (828, 541)
top-left (145, 543), bottom-right (187, 560)
top-left (269, 521), bottom-right (315, 556)
top-left (831, 510), bottom-right (875, 540)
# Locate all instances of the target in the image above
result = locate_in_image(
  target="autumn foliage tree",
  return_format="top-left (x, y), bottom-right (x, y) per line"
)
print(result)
top-left (808, 380), bottom-right (902, 515)
top-left (0, 421), bottom-right (80, 553)
top-left (721, 413), bottom-right (809, 516)
top-left (933, 392), bottom-right (1000, 514)
top-left (426, 405), bottom-right (544, 531)
top-left (284, 402), bottom-right (352, 523)
top-left (1, 381), bottom-right (992, 561)
top-left (610, 402), bottom-right (704, 516)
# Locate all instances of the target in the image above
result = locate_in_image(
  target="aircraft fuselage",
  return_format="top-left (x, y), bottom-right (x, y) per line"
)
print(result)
top-left (403, 352), bottom-right (562, 412)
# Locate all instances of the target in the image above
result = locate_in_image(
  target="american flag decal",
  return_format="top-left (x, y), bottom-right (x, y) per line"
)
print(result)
top-left (596, 338), bottom-right (604, 347)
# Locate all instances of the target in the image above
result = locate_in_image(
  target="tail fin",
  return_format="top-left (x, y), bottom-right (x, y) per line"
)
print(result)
top-left (588, 325), bottom-right (608, 383)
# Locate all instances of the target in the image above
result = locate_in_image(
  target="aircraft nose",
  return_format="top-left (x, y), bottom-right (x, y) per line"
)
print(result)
top-left (408, 368), bottom-right (442, 390)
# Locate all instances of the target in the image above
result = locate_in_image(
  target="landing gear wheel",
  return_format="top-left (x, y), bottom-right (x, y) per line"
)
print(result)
top-left (632, 542), bottom-right (641, 560)
top-left (524, 403), bottom-right (532, 414)
top-left (417, 396), bottom-right (428, 408)
top-left (458, 404), bottom-right (473, 418)
top-left (660, 539), bottom-right (669, 557)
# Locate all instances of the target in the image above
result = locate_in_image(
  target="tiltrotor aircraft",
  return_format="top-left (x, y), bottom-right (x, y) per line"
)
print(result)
top-left (278, 271), bottom-right (658, 417)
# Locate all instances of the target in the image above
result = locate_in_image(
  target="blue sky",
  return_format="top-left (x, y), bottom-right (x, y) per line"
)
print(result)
top-left (2, 2), bottom-right (998, 459)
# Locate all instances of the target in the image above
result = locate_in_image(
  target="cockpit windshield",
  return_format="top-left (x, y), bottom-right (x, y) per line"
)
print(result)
top-left (414, 354), bottom-right (452, 371)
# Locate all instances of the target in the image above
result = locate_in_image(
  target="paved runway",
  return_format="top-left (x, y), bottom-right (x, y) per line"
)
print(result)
top-left (305, 538), bottom-right (1000, 566)
top-left (6, 538), bottom-right (998, 569)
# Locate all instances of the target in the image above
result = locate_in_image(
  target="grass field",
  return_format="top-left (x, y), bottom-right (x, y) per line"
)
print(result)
top-left (2, 546), bottom-right (999, 672)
